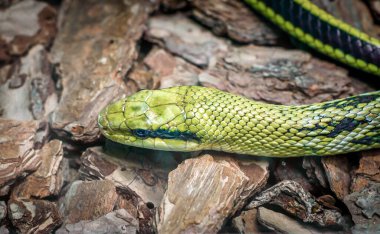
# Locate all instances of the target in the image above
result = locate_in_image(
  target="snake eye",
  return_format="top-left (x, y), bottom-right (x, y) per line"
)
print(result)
top-left (133, 129), bottom-right (150, 138)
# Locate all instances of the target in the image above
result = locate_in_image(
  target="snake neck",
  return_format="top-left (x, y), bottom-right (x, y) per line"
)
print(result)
top-left (183, 86), bottom-right (380, 157)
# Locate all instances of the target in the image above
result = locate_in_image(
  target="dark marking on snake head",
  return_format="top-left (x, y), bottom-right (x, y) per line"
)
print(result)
top-left (132, 128), bottom-right (200, 141)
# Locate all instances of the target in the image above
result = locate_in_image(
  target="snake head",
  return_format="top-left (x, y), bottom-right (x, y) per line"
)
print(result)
top-left (98, 87), bottom-right (202, 151)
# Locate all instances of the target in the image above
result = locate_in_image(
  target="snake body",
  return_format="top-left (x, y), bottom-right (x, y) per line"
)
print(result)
top-left (98, 0), bottom-right (380, 157)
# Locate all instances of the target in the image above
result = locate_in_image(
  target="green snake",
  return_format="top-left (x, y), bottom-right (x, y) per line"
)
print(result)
top-left (98, 0), bottom-right (380, 157)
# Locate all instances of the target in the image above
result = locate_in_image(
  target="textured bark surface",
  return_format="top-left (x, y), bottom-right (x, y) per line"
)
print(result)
top-left (0, 45), bottom-right (57, 120)
top-left (156, 154), bottom-right (269, 233)
top-left (0, 0), bottom-right (57, 62)
top-left (8, 197), bottom-right (62, 233)
top-left (50, 0), bottom-right (157, 143)
top-left (0, 119), bottom-right (48, 194)
top-left (56, 209), bottom-right (139, 234)
top-left (321, 156), bottom-right (351, 201)
top-left (59, 180), bottom-right (118, 224)
top-left (12, 140), bottom-right (64, 198)
top-left (79, 146), bottom-right (170, 208)
top-left (191, 0), bottom-right (281, 44)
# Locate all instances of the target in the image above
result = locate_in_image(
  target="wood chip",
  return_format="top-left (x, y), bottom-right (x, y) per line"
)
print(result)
top-left (246, 180), bottom-right (345, 227)
top-left (143, 48), bottom-right (201, 89)
top-left (0, 118), bottom-right (48, 195)
top-left (56, 209), bottom-right (138, 234)
top-left (0, 0), bottom-right (57, 61)
top-left (232, 208), bottom-right (262, 233)
top-left (200, 45), bottom-right (373, 105)
top-left (191, 0), bottom-right (280, 44)
top-left (50, 0), bottom-right (157, 143)
top-left (344, 182), bottom-right (380, 233)
top-left (79, 146), bottom-right (170, 208)
top-left (351, 149), bottom-right (380, 192)
top-left (156, 154), bottom-right (269, 233)
top-left (145, 14), bottom-right (228, 67)
top-left (12, 140), bottom-right (64, 198)
top-left (257, 207), bottom-right (323, 234)
top-left (8, 197), bottom-right (62, 234)
top-left (321, 156), bottom-right (351, 200)
top-left (0, 45), bottom-right (57, 120)
top-left (60, 180), bottom-right (118, 224)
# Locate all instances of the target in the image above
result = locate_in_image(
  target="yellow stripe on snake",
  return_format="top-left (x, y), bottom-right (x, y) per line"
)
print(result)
top-left (98, 0), bottom-right (380, 157)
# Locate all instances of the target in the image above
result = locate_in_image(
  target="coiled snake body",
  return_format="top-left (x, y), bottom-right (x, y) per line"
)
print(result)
top-left (98, 0), bottom-right (380, 157)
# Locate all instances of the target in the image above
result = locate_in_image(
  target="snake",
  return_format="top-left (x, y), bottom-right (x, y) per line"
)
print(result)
top-left (98, 0), bottom-right (380, 157)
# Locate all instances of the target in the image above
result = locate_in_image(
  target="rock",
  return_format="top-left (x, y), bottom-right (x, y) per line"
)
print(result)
top-left (156, 153), bottom-right (269, 233)
top-left (56, 209), bottom-right (138, 234)
top-left (8, 197), bottom-right (62, 233)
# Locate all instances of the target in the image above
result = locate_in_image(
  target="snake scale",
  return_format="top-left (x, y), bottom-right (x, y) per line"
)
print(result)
top-left (98, 0), bottom-right (380, 157)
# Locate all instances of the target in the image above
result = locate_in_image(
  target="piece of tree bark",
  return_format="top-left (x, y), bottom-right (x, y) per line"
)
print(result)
top-left (321, 156), bottom-right (351, 201)
top-left (79, 146), bottom-right (170, 208)
top-left (0, 118), bottom-right (48, 195)
top-left (302, 157), bottom-right (329, 189)
top-left (257, 207), bottom-right (325, 234)
top-left (0, 0), bottom-right (57, 62)
top-left (59, 180), bottom-right (118, 224)
top-left (232, 208), bottom-right (263, 234)
top-left (191, 0), bottom-right (281, 44)
top-left (351, 149), bottom-right (380, 192)
top-left (8, 197), bottom-right (62, 234)
top-left (0, 201), bottom-right (6, 223)
top-left (274, 158), bottom-right (320, 194)
top-left (156, 154), bottom-right (269, 233)
top-left (199, 45), bottom-right (373, 105)
top-left (142, 48), bottom-right (201, 89)
top-left (344, 182), bottom-right (380, 233)
top-left (145, 14), bottom-right (228, 67)
top-left (11, 140), bottom-right (64, 198)
top-left (50, 0), bottom-right (157, 143)
top-left (246, 180), bottom-right (344, 227)
top-left (0, 45), bottom-right (57, 120)
top-left (56, 209), bottom-right (138, 234)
